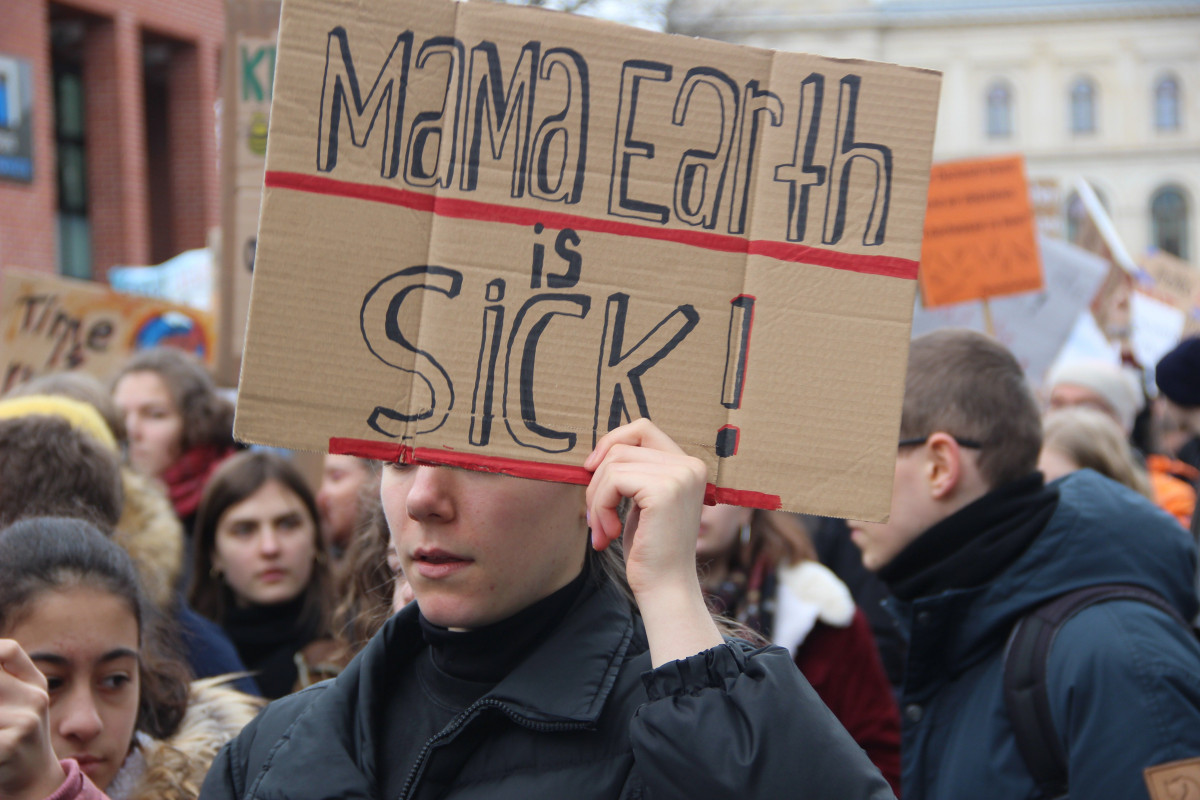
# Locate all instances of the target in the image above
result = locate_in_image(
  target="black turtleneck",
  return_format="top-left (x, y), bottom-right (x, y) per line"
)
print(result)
top-left (879, 472), bottom-right (1058, 602)
top-left (417, 560), bottom-right (587, 682)
top-left (378, 562), bottom-right (588, 798)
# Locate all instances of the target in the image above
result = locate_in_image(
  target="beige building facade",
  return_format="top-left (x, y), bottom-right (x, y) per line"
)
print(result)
top-left (669, 0), bottom-right (1200, 265)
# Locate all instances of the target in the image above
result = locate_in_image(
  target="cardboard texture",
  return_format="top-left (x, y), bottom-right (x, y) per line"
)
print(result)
top-left (235, 0), bottom-right (942, 519)
top-left (1144, 756), bottom-right (1200, 800)
top-left (918, 154), bottom-right (1042, 308)
top-left (911, 234), bottom-right (1108, 390)
top-left (217, 0), bottom-right (282, 386)
top-left (0, 270), bottom-right (215, 392)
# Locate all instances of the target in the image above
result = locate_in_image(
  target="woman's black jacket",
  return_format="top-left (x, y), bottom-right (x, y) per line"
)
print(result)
top-left (199, 577), bottom-right (893, 800)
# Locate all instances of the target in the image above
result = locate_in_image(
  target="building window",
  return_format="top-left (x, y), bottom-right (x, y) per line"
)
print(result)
top-left (986, 80), bottom-right (1012, 138)
top-left (1155, 74), bottom-right (1181, 132)
top-left (53, 59), bottom-right (90, 279)
top-left (1070, 77), bottom-right (1097, 135)
top-left (1151, 185), bottom-right (1189, 260)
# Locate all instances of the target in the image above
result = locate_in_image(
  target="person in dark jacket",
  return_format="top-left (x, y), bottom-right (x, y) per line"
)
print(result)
top-left (1156, 335), bottom-right (1200, 546)
top-left (849, 329), bottom-right (1200, 800)
top-left (200, 419), bottom-right (894, 800)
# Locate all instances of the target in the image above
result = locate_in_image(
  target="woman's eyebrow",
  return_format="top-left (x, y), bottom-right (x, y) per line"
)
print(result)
top-left (29, 652), bottom-right (69, 666)
top-left (29, 648), bottom-right (138, 666)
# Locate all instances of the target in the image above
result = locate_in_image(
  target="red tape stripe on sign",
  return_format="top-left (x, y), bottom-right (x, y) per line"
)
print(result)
top-left (266, 171), bottom-right (918, 281)
top-left (328, 437), bottom-right (782, 510)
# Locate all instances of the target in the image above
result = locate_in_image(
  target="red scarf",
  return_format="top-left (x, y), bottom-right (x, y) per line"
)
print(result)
top-left (163, 443), bottom-right (235, 519)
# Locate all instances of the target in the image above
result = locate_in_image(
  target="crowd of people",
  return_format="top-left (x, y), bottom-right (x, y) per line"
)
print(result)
top-left (1, 330), bottom-right (1199, 800)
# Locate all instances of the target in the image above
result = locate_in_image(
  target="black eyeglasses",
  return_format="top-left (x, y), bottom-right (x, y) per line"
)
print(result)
top-left (898, 435), bottom-right (983, 449)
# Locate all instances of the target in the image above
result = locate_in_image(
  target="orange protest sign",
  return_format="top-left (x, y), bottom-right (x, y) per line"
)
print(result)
top-left (918, 155), bottom-right (1042, 308)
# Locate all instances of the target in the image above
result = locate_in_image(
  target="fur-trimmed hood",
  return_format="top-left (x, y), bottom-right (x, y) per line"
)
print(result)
top-left (771, 560), bottom-right (856, 653)
top-left (113, 467), bottom-right (184, 610)
top-left (111, 677), bottom-right (263, 800)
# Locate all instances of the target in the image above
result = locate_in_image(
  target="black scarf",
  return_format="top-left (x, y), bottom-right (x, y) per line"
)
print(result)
top-left (222, 595), bottom-right (321, 698)
top-left (879, 473), bottom-right (1058, 602)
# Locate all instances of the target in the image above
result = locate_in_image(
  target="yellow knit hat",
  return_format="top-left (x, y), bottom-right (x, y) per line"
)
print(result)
top-left (0, 394), bottom-right (119, 451)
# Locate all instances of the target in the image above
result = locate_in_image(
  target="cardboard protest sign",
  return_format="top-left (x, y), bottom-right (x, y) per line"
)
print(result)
top-left (1136, 249), bottom-right (1200, 336)
top-left (918, 154), bottom-right (1042, 308)
top-left (0, 270), bottom-right (214, 392)
top-left (1069, 178), bottom-right (1141, 346)
top-left (911, 234), bottom-right (1109, 390)
top-left (217, 0), bottom-right (281, 386)
top-left (234, 0), bottom-right (942, 519)
top-left (1073, 178), bottom-right (1137, 274)
top-left (1130, 291), bottom-right (1185, 382)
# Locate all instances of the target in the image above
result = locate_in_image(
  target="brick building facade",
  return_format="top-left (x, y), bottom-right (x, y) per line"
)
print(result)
top-left (0, 0), bottom-right (223, 281)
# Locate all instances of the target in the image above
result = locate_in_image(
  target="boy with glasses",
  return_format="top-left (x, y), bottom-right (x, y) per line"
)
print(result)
top-left (850, 328), bottom-right (1200, 800)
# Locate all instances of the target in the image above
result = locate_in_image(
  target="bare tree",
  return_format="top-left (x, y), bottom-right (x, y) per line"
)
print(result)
top-left (495, 0), bottom-right (672, 31)
top-left (501, 0), bottom-right (593, 11)
top-left (662, 0), bottom-right (738, 37)
top-left (491, 0), bottom-right (736, 37)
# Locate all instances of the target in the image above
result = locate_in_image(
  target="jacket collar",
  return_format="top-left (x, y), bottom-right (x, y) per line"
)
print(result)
top-left (269, 576), bottom-right (640, 790)
top-left (479, 578), bottom-right (639, 721)
top-left (894, 469), bottom-right (1200, 695)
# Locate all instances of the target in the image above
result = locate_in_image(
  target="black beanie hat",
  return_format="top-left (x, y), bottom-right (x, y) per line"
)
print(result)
top-left (1156, 336), bottom-right (1200, 408)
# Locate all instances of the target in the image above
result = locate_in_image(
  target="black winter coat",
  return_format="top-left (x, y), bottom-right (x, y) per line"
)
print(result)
top-left (199, 577), bottom-right (893, 800)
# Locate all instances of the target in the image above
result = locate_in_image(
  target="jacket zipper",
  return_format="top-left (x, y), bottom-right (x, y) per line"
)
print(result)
top-left (397, 697), bottom-right (590, 800)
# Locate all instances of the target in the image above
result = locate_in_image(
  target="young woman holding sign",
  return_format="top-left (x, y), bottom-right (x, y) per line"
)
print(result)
top-left (199, 419), bottom-right (894, 799)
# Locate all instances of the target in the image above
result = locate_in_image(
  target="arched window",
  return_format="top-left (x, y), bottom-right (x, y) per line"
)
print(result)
top-left (1151, 185), bottom-right (1189, 260)
top-left (986, 80), bottom-right (1013, 138)
top-left (1070, 77), bottom-right (1097, 135)
top-left (1155, 74), bottom-right (1181, 132)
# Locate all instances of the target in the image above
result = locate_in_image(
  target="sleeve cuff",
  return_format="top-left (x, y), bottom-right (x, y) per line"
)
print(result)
top-left (642, 641), bottom-right (750, 701)
top-left (44, 760), bottom-right (88, 800)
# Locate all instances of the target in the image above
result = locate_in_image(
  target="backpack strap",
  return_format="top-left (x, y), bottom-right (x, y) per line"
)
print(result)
top-left (1003, 584), bottom-right (1186, 800)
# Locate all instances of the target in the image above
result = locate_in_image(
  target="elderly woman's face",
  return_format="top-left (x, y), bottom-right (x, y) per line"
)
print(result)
top-left (113, 371), bottom-right (184, 480)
